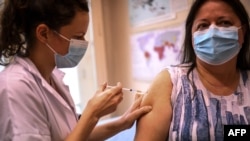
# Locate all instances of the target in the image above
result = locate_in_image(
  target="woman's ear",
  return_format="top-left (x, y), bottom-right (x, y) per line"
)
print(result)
top-left (242, 24), bottom-right (247, 35)
top-left (36, 24), bottom-right (50, 44)
top-left (238, 24), bottom-right (247, 45)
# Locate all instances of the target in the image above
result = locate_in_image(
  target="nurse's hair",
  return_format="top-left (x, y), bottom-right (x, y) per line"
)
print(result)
top-left (0, 0), bottom-right (89, 65)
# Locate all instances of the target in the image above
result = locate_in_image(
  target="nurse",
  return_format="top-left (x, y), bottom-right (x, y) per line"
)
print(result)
top-left (0, 0), bottom-right (152, 140)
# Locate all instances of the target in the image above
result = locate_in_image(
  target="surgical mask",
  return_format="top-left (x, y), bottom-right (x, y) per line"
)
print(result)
top-left (193, 25), bottom-right (240, 65)
top-left (46, 32), bottom-right (88, 68)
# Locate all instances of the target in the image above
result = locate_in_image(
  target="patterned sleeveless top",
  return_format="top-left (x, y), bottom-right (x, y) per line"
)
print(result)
top-left (167, 66), bottom-right (250, 141)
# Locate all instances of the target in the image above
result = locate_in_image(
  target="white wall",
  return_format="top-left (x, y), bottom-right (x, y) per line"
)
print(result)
top-left (0, 66), bottom-right (4, 71)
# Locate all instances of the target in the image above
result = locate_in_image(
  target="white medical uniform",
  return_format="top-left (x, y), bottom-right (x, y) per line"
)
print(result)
top-left (0, 56), bottom-right (78, 141)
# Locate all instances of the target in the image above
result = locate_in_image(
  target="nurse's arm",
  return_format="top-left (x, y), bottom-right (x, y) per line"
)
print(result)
top-left (64, 107), bottom-right (99, 141)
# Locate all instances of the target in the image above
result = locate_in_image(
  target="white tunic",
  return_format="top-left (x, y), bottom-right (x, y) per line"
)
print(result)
top-left (0, 56), bottom-right (78, 141)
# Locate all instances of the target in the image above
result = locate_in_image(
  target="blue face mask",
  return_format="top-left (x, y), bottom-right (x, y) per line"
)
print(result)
top-left (193, 25), bottom-right (240, 65)
top-left (46, 32), bottom-right (88, 68)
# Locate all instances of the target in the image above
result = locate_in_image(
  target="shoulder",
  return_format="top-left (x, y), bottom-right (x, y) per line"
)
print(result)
top-left (142, 68), bottom-right (172, 106)
top-left (0, 63), bottom-right (38, 93)
top-left (142, 65), bottom-right (191, 105)
top-left (0, 63), bottom-right (44, 111)
top-left (0, 56), bottom-right (43, 89)
top-left (166, 65), bottom-right (189, 76)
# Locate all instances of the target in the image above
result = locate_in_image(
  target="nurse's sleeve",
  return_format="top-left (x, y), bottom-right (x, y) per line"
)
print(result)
top-left (0, 76), bottom-right (51, 141)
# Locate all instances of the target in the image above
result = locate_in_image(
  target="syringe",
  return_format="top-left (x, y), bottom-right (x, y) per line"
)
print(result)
top-left (106, 85), bottom-right (144, 94)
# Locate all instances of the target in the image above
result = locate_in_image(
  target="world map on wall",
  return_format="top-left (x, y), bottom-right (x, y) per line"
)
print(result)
top-left (131, 27), bottom-right (184, 81)
top-left (137, 31), bottom-right (180, 61)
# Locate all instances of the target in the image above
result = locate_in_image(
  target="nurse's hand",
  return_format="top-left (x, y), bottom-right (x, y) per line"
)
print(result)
top-left (75, 85), bottom-right (151, 141)
top-left (66, 82), bottom-right (123, 141)
top-left (116, 93), bottom-right (152, 130)
top-left (86, 82), bottom-right (123, 119)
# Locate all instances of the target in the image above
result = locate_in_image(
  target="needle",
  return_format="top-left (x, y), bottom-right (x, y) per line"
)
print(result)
top-left (106, 85), bottom-right (144, 94)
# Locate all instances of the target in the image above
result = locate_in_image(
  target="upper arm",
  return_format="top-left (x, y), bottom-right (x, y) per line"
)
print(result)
top-left (134, 69), bottom-right (173, 141)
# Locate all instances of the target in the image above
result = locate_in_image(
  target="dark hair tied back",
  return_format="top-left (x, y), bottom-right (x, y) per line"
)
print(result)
top-left (0, 0), bottom-right (89, 65)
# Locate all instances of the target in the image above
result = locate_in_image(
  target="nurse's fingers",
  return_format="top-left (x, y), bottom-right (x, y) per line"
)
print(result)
top-left (96, 82), bottom-right (123, 96)
top-left (97, 82), bottom-right (107, 93)
top-left (134, 93), bottom-right (143, 100)
top-left (111, 82), bottom-right (123, 94)
top-left (103, 82), bottom-right (123, 96)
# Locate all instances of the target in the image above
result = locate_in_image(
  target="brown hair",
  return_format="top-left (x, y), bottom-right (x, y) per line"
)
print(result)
top-left (180, 0), bottom-right (250, 77)
top-left (0, 0), bottom-right (89, 65)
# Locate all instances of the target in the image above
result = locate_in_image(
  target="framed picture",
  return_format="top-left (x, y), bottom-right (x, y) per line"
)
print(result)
top-left (128, 0), bottom-right (175, 27)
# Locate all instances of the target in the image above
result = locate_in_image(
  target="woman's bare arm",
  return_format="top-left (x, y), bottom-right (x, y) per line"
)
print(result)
top-left (134, 70), bottom-right (173, 141)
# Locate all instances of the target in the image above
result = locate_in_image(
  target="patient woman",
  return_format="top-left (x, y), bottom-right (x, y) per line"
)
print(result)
top-left (134, 0), bottom-right (250, 140)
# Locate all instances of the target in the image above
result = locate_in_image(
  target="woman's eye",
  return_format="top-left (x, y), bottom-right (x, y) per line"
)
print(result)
top-left (218, 21), bottom-right (232, 27)
top-left (196, 23), bottom-right (209, 31)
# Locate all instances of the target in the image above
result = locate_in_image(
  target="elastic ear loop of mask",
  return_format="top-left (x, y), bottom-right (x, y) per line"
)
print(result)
top-left (54, 31), bottom-right (70, 42)
top-left (46, 43), bottom-right (57, 54)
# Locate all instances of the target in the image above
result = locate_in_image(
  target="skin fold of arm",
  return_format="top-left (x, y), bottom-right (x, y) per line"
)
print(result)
top-left (134, 69), bottom-right (173, 141)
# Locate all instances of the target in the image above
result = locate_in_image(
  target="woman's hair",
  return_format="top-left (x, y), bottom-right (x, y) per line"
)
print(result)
top-left (0, 0), bottom-right (89, 65)
top-left (180, 0), bottom-right (250, 76)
